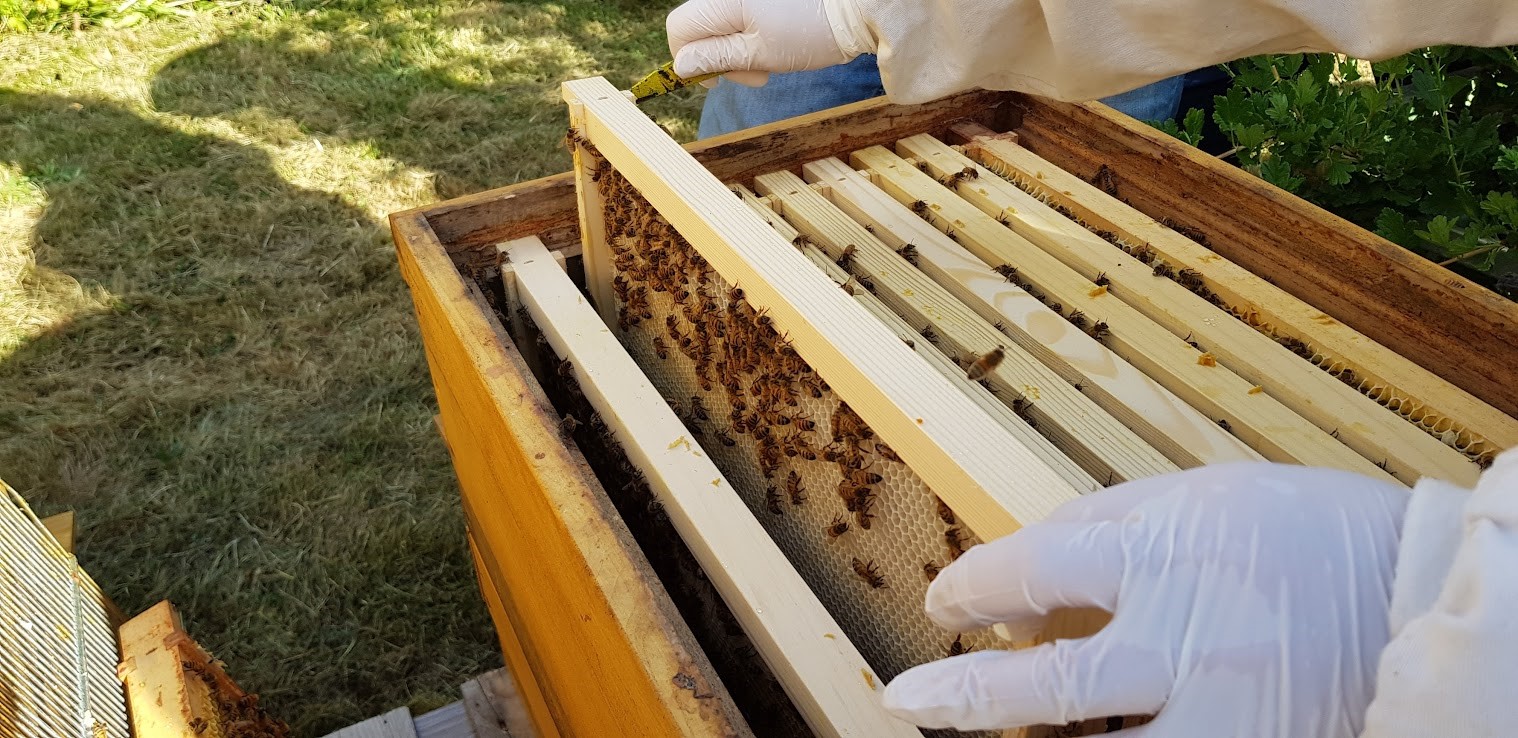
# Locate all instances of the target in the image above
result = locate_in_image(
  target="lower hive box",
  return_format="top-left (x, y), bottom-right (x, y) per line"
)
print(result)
top-left (392, 81), bottom-right (1518, 738)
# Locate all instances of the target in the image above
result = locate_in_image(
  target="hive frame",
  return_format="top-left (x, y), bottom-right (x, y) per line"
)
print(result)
top-left (562, 75), bottom-right (1078, 541)
top-left (505, 236), bottom-right (917, 737)
top-left (894, 134), bottom-right (1480, 486)
top-left (953, 125), bottom-right (1517, 463)
top-left (853, 144), bottom-right (1402, 483)
top-left (799, 157), bottom-right (1259, 469)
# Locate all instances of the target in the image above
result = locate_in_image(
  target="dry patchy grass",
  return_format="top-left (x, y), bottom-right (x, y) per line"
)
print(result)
top-left (0, 2), bottom-right (701, 733)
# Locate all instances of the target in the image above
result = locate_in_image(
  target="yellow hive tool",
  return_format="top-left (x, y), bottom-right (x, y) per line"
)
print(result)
top-left (629, 61), bottom-right (721, 103)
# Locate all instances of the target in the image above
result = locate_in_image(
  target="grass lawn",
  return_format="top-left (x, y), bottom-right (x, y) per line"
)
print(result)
top-left (0, 1), bottom-right (702, 733)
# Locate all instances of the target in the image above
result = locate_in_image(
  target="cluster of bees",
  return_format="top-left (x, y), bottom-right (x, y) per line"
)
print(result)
top-left (182, 658), bottom-right (289, 738)
top-left (594, 165), bottom-right (992, 603)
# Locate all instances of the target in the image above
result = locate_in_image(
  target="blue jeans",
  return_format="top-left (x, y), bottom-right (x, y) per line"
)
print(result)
top-left (697, 55), bottom-right (1187, 139)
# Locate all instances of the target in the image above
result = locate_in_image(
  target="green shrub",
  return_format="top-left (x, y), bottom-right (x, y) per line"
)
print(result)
top-left (1174, 49), bottom-right (1518, 297)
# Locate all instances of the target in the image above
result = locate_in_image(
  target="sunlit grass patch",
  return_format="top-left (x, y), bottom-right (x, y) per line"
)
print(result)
top-left (0, 0), bottom-right (702, 733)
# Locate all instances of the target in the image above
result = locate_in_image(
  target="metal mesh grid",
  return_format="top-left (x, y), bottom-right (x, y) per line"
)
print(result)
top-left (0, 482), bottom-right (129, 738)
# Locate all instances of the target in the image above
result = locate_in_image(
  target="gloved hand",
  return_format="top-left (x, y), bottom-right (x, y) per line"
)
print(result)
top-left (666, 0), bottom-right (870, 87)
top-left (883, 462), bottom-right (1410, 735)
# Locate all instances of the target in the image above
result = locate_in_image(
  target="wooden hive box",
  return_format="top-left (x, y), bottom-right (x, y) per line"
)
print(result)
top-left (390, 86), bottom-right (1518, 738)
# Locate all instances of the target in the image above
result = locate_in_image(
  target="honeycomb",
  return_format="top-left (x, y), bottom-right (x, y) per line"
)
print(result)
top-left (973, 153), bottom-right (1496, 469)
top-left (593, 165), bottom-right (1006, 736)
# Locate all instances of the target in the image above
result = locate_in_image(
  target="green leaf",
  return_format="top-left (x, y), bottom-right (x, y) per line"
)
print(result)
top-left (1415, 215), bottom-right (1457, 246)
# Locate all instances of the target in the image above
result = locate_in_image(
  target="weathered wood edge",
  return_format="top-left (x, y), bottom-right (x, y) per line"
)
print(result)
top-left (391, 209), bottom-right (746, 737)
top-left (1005, 98), bottom-right (1518, 419)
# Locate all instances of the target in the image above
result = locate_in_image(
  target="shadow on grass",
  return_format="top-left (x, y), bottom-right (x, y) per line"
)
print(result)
top-left (0, 89), bottom-right (495, 734)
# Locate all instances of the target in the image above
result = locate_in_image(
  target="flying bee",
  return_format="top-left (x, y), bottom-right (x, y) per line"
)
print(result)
top-left (898, 243), bottom-right (919, 266)
top-left (966, 346), bottom-right (1006, 381)
top-left (652, 337), bottom-right (669, 359)
top-left (992, 264), bottom-right (1019, 282)
top-left (826, 515), bottom-right (850, 539)
top-left (765, 486), bottom-right (784, 515)
top-left (852, 558), bottom-right (887, 589)
top-left (923, 561), bottom-right (942, 581)
top-left (935, 495), bottom-right (956, 525)
top-left (785, 471), bottom-right (806, 505)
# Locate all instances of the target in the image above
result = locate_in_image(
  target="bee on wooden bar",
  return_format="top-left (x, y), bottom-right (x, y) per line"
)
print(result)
top-left (766, 486), bottom-right (784, 515)
top-left (1088, 320), bottom-right (1110, 341)
top-left (826, 515), bottom-right (851, 539)
top-left (852, 558), bottom-right (887, 589)
top-left (1094, 271), bottom-right (1111, 287)
top-left (785, 471), bottom-right (806, 505)
top-left (792, 234), bottom-right (814, 249)
top-left (874, 439), bottom-right (902, 463)
top-left (923, 561), bottom-right (942, 581)
top-left (556, 359), bottom-right (574, 379)
top-left (1217, 418), bottom-right (1233, 432)
top-left (841, 275), bottom-right (860, 295)
top-left (563, 126), bottom-right (584, 151)
top-left (910, 199), bottom-right (930, 216)
top-left (1152, 260), bottom-right (1175, 279)
top-left (559, 414), bottom-right (581, 439)
top-left (935, 495), bottom-right (956, 525)
top-left (856, 274), bottom-right (875, 292)
top-left (993, 264), bottom-right (1019, 282)
top-left (1183, 332), bottom-right (1200, 349)
top-left (920, 325), bottom-right (938, 343)
top-left (898, 243), bottom-right (920, 266)
top-left (966, 347), bottom-right (1006, 381)
top-left (944, 527), bottom-right (968, 560)
top-left (1067, 309), bottom-right (1088, 329)
top-left (837, 244), bottom-right (858, 268)
top-left (1176, 268), bottom-right (1204, 290)
top-left (1047, 302), bottom-right (1063, 314)
top-left (1130, 244), bottom-right (1156, 264)
top-left (948, 635), bottom-right (973, 657)
top-left (938, 166), bottom-right (978, 186)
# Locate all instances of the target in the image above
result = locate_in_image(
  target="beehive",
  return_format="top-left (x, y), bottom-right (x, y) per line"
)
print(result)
top-left (392, 83), bottom-right (1518, 738)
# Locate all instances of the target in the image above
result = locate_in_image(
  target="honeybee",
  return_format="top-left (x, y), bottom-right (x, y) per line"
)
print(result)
top-left (944, 527), bottom-right (968, 560)
top-left (1066, 309), bottom-right (1088, 329)
top-left (826, 515), bottom-right (851, 539)
top-left (966, 347), bottom-right (1006, 381)
top-left (935, 495), bottom-right (956, 525)
top-left (689, 395), bottom-right (710, 421)
top-left (765, 486), bottom-right (784, 515)
top-left (1094, 271), bottom-right (1111, 287)
top-left (992, 264), bottom-right (1019, 282)
top-left (559, 414), bottom-right (581, 439)
top-left (852, 558), bottom-right (887, 589)
top-left (652, 337), bottom-right (670, 359)
top-left (948, 634), bottom-right (972, 657)
top-left (923, 561), bottom-right (942, 581)
top-left (792, 234), bottom-right (814, 249)
top-left (1152, 261), bottom-right (1175, 279)
top-left (1176, 268), bottom-right (1203, 290)
top-left (898, 243), bottom-right (919, 266)
top-left (919, 325), bottom-right (938, 343)
top-left (798, 374), bottom-right (828, 399)
top-left (845, 467), bottom-right (883, 487)
top-left (715, 430), bottom-right (737, 447)
top-left (910, 199), bottom-right (930, 215)
top-left (1088, 320), bottom-right (1110, 341)
top-left (785, 471), bottom-right (806, 505)
top-left (1130, 244), bottom-right (1155, 264)
top-left (874, 439), bottom-right (902, 464)
top-left (937, 166), bottom-right (979, 187)
top-left (834, 244), bottom-right (857, 269)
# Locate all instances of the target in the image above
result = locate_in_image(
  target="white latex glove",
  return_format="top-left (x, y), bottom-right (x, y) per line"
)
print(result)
top-left (666, 0), bottom-right (870, 88)
top-left (883, 462), bottom-right (1410, 735)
